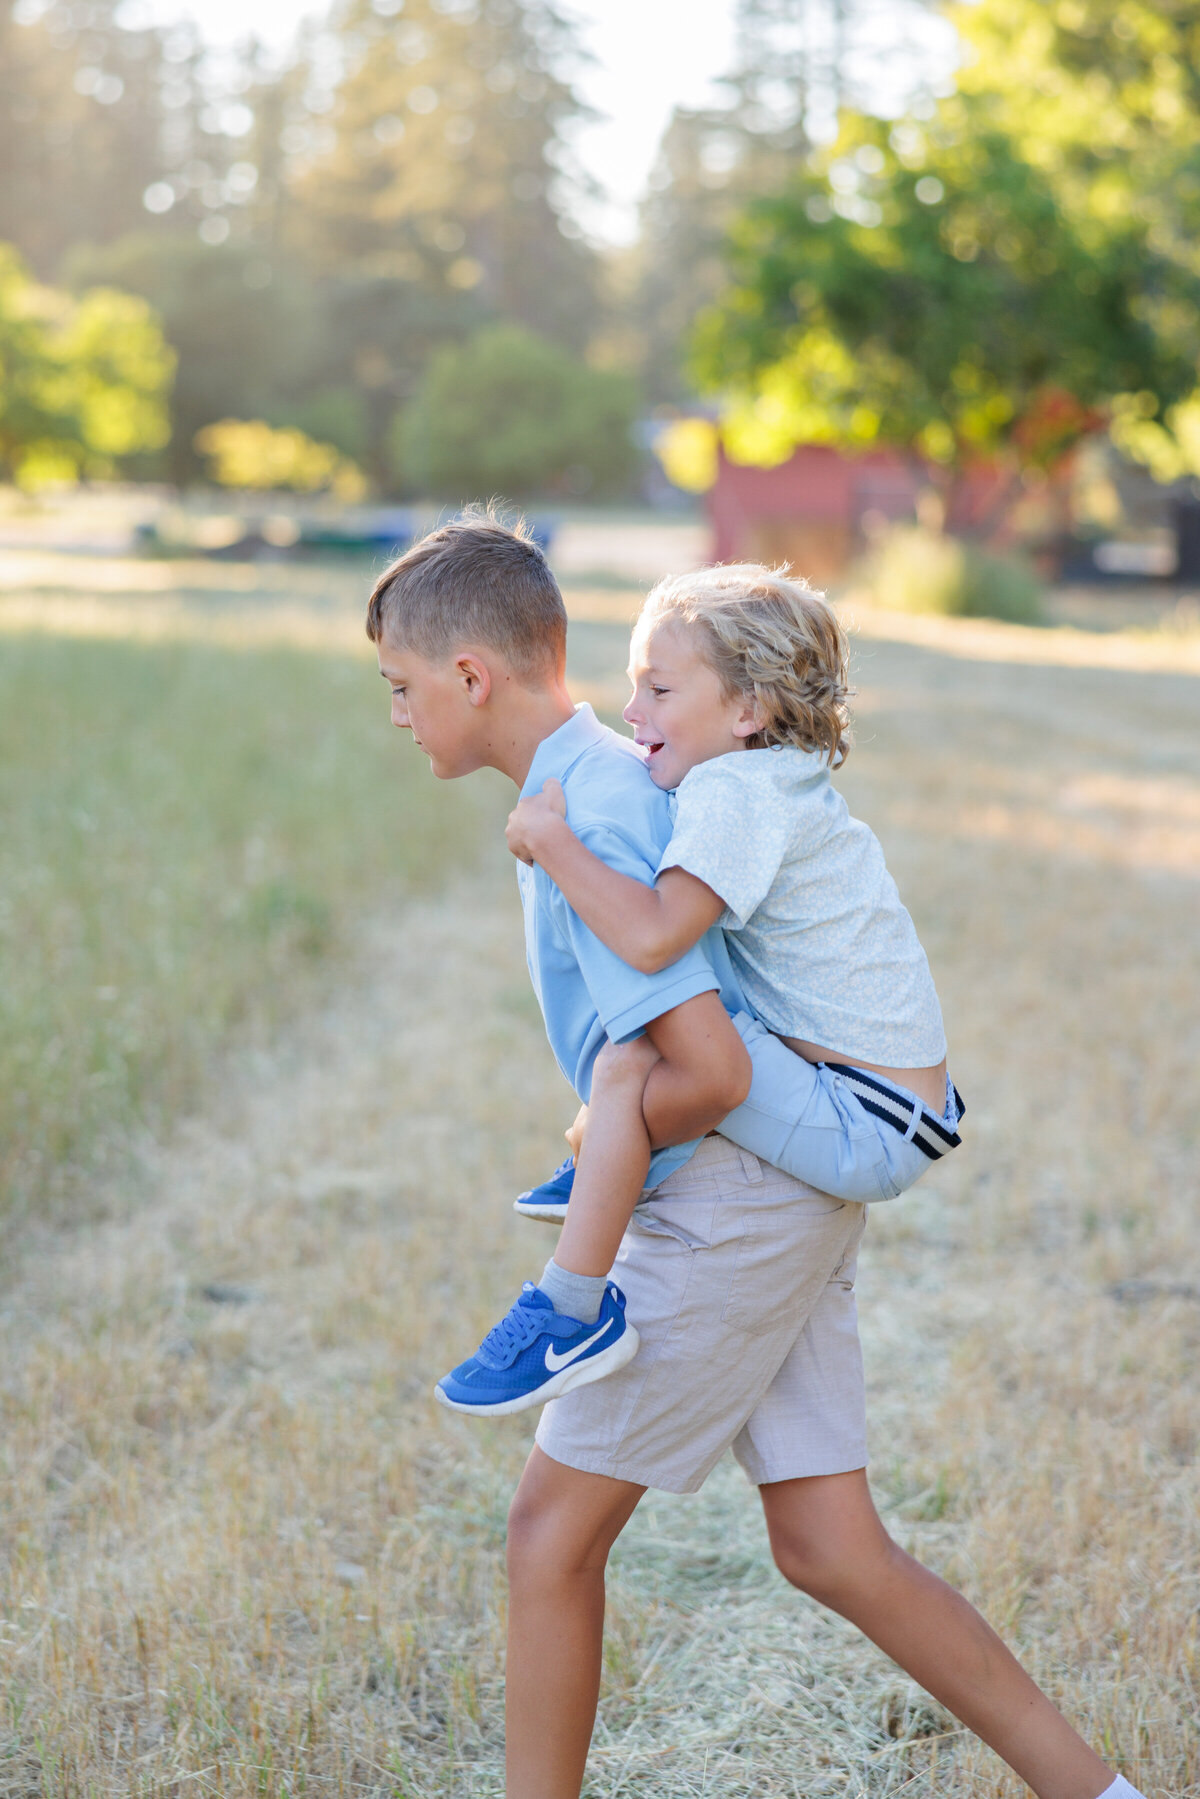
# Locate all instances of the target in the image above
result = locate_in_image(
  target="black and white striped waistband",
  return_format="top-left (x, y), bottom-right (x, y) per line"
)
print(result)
top-left (832, 1065), bottom-right (965, 1162)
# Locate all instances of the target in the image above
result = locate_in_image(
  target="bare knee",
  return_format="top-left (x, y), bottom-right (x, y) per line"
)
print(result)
top-left (507, 1450), bottom-right (643, 1599)
top-left (591, 1036), bottom-right (660, 1098)
top-left (506, 1486), bottom-right (610, 1591)
top-left (506, 1486), bottom-right (559, 1583)
top-left (770, 1523), bottom-right (900, 1611)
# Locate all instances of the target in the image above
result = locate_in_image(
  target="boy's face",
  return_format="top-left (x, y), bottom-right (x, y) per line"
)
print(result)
top-left (624, 619), bottom-right (761, 790)
top-left (376, 634), bottom-right (490, 780)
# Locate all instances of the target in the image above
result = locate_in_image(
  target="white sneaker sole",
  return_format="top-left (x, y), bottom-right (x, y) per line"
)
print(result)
top-left (513, 1196), bottom-right (570, 1223)
top-left (434, 1324), bottom-right (640, 1418)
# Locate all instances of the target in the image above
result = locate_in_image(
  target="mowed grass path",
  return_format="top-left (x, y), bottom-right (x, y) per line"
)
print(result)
top-left (1, 562), bottom-right (1199, 1796)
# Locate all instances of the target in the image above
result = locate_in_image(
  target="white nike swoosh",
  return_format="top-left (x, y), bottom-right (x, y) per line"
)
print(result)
top-left (544, 1317), bottom-right (614, 1373)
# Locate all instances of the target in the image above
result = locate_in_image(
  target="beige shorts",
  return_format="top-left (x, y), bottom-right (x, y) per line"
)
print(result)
top-left (535, 1135), bottom-right (869, 1495)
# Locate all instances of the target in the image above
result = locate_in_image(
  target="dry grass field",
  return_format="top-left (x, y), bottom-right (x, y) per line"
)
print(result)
top-left (1, 535), bottom-right (1198, 1797)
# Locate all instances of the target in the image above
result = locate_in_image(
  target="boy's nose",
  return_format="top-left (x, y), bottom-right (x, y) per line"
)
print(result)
top-left (622, 696), bottom-right (640, 725)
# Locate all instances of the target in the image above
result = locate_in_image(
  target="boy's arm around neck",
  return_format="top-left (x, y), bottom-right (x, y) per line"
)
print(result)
top-left (519, 788), bottom-right (752, 1147)
top-left (507, 782), bottom-right (724, 974)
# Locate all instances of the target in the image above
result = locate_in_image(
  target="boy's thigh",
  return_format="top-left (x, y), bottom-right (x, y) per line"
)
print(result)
top-left (535, 1136), bottom-right (867, 1495)
top-left (508, 1445), bottom-right (646, 1564)
top-left (730, 1216), bottom-right (868, 1487)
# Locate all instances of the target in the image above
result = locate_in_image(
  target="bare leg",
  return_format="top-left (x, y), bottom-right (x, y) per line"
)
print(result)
top-left (641, 990), bottom-right (751, 1149)
top-left (554, 1039), bottom-right (658, 1278)
top-left (760, 1469), bottom-right (1116, 1799)
top-left (556, 994), bottom-right (752, 1280)
top-left (506, 1446), bottom-right (644, 1799)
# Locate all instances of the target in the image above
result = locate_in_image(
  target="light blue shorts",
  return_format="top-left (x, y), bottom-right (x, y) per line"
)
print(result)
top-left (717, 1012), bottom-right (964, 1203)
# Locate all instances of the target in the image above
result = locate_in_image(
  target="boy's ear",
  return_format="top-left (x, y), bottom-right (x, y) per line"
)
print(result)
top-left (732, 693), bottom-right (767, 739)
top-left (456, 653), bottom-right (492, 708)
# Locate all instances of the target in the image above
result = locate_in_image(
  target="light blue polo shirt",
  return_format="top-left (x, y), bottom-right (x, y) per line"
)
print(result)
top-left (515, 704), bottom-right (747, 1188)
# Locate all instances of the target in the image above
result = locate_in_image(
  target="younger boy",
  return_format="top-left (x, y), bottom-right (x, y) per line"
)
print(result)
top-left (367, 512), bottom-right (1145, 1799)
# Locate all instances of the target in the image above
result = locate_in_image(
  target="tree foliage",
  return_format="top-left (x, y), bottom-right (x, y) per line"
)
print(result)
top-left (0, 0), bottom-right (252, 277)
top-left (956, 0), bottom-right (1200, 237)
top-left (0, 243), bottom-right (173, 486)
top-left (0, 0), bottom-right (609, 485)
top-left (194, 418), bottom-right (365, 497)
top-left (283, 0), bottom-right (596, 347)
top-left (65, 234), bottom-right (315, 482)
top-left (632, 0), bottom-right (942, 401)
top-left (692, 0), bottom-right (1200, 487)
top-left (954, 0), bottom-right (1200, 481)
top-left (1, 0), bottom-right (167, 275)
top-left (394, 324), bottom-right (638, 498)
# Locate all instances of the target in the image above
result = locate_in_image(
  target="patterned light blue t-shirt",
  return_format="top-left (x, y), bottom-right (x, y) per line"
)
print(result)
top-left (657, 746), bottom-right (946, 1066)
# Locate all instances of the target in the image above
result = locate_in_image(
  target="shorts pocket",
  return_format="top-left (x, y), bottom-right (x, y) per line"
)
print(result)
top-left (720, 1193), bottom-right (847, 1336)
top-left (630, 1204), bottom-right (713, 1253)
top-left (829, 1205), bottom-right (868, 1286)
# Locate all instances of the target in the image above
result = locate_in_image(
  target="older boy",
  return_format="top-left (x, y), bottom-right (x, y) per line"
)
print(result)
top-left (367, 514), bottom-right (1143, 1799)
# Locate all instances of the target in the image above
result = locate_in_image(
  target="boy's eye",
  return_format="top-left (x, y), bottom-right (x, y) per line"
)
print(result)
top-left (650, 686), bottom-right (668, 697)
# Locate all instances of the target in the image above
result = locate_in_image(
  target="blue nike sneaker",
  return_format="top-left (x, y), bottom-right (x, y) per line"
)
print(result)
top-left (434, 1281), bottom-right (638, 1417)
top-left (513, 1155), bottom-right (575, 1223)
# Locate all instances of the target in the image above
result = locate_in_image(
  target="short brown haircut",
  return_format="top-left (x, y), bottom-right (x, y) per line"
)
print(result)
top-left (365, 510), bottom-right (567, 683)
top-left (641, 563), bottom-right (852, 765)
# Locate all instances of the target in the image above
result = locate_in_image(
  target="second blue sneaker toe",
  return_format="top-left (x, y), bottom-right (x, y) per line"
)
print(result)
top-left (513, 1156), bottom-right (575, 1222)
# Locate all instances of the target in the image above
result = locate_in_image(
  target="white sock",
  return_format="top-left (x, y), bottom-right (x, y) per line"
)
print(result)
top-left (538, 1258), bottom-right (606, 1325)
top-left (1097, 1777), bottom-right (1146, 1799)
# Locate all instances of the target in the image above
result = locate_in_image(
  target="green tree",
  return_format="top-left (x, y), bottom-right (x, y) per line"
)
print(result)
top-left (0, 243), bottom-right (174, 484)
top-left (278, 271), bottom-right (483, 482)
top-left (0, 0), bottom-right (255, 276)
top-left (0, 0), bottom-right (324, 299)
top-left (635, 108), bottom-right (786, 407)
top-left (2, 0), bottom-right (612, 487)
top-left (632, 0), bottom-right (941, 401)
top-left (950, 0), bottom-right (1200, 480)
top-left (0, 0), bottom-right (170, 276)
top-left (194, 417), bottom-right (364, 497)
top-left (67, 233), bottom-right (485, 484)
top-left (65, 234), bottom-right (314, 483)
top-left (280, 0), bottom-right (597, 349)
top-left (691, 0), bottom-right (1200, 517)
top-left (394, 323), bottom-right (638, 498)
top-left (955, 0), bottom-right (1200, 232)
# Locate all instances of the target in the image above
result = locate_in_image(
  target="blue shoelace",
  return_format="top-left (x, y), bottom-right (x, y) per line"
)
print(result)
top-left (476, 1296), bottom-right (546, 1368)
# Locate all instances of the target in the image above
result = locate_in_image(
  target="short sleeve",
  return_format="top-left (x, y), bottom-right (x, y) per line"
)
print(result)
top-left (657, 755), bottom-right (792, 931)
top-left (549, 822), bottom-right (720, 1043)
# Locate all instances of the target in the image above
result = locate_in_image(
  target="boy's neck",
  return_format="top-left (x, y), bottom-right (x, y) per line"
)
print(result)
top-left (486, 682), bottom-right (577, 788)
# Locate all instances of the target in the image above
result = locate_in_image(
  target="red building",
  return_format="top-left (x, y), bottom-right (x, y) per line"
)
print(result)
top-left (707, 443), bottom-right (1015, 579)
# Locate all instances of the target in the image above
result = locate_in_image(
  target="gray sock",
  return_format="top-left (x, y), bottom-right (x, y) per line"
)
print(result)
top-left (539, 1258), bottom-right (607, 1325)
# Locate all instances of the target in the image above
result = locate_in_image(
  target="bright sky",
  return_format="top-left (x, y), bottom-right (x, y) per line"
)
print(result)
top-left (569, 0), bottom-right (742, 242)
top-left (153, 0), bottom-right (955, 243)
top-left (150, 0), bottom-right (742, 243)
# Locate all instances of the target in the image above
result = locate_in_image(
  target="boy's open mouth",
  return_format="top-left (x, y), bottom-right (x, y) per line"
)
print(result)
top-left (638, 738), bottom-right (666, 759)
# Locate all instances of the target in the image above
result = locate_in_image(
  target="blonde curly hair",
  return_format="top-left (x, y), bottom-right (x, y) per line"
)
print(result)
top-left (639, 563), bottom-right (852, 764)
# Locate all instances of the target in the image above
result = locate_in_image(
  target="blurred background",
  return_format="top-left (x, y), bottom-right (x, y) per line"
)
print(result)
top-left (3, 6), bottom-right (1200, 1796)
top-left (2, 0), bottom-right (1200, 599)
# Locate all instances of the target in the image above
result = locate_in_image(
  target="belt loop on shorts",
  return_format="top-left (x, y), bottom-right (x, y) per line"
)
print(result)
top-left (736, 1146), bottom-right (764, 1184)
top-left (903, 1097), bottom-right (923, 1143)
